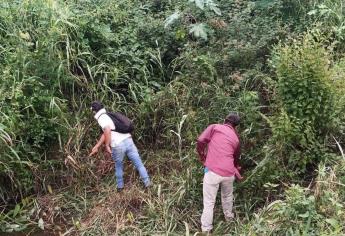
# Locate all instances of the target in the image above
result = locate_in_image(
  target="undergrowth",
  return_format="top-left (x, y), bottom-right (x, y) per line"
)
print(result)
top-left (1, 0), bottom-right (345, 235)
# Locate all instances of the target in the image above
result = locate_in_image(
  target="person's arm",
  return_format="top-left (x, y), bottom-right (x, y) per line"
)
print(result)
top-left (96, 114), bottom-right (113, 155)
top-left (234, 143), bottom-right (241, 168)
top-left (196, 142), bottom-right (207, 163)
top-left (89, 133), bottom-right (105, 157)
top-left (103, 126), bottom-right (112, 154)
top-left (233, 134), bottom-right (243, 180)
top-left (234, 167), bottom-right (243, 180)
top-left (196, 125), bottom-right (214, 163)
top-left (89, 126), bottom-right (112, 157)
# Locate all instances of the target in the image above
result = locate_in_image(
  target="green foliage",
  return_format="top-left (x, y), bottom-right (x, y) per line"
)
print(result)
top-left (308, 0), bottom-right (345, 40)
top-left (273, 34), bottom-right (336, 134)
top-left (0, 0), bottom-right (175, 205)
top-left (242, 31), bottom-right (345, 202)
top-left (164, 0), bottom-right (222, 41)
top-left (189, 23), bottom-right (208, 40)
top-left (0, 0), bottom-right (71, 204)
top-left (236, 157), bottom-right (345, 235)
top-left (0, 198), bottom-right (35, 233)
top-left (254, 33), bottom-right (340, 178)
top-left (207, 0), bottom-right (298, 72)
top-left (190, 0), bottom-right (221, 15)
top-left (1, 0), bottom-right (345, 234)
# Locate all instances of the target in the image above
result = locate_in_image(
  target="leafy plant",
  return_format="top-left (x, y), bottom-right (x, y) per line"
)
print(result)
top-left (308, 0), bottom-right (345, 40)
top-left (164, 0), bottom-right (221, 40)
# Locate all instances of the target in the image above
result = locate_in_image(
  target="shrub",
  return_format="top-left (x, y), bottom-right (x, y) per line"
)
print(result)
top-left (273, 34), bottom-right (336, 134)
top-left (237, 156), bottom-right (345, 235)
top-left (265, 34), bottom-right (338, 175)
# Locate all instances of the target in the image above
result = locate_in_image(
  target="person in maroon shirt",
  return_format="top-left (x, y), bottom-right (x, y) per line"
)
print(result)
top-left (196, 113), bottom-right (243, 233)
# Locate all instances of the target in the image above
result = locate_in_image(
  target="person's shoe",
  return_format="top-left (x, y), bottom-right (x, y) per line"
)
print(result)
top-left (144, 181), bottom-right (152, 188)
top-left (117, 188), bottom-right (124, 193)
top-left (225, 216), bottom-right (234, 222)
top-left (201, 230), bottom-right (211, 235)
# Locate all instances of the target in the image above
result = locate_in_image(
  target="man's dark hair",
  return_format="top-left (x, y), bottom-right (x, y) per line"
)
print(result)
top-left (91, 101), bottom-right (104, 112)
top-left (225, 112), bottom-right (240, 127)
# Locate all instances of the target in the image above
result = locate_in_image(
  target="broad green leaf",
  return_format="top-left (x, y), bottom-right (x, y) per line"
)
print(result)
top-left (206, 0), bottom-right (221, 15)
top-left (320, 9), bottom-right (330, 15)
top-left (194, 0), bottom-right (205, 10)
top-left (47, 184), bottom-right (53, 194)
top-left (298, 212), bottom-right (309, 218)
top-left (210, 5), bottom-right (221, 15)
top-left (307, 10), bottom-right (317, 15)
top-left (325, 218), bottom-right (339, 228)
top-left (13, 204), bottom-right (20, 217)
top-left (164, 11), bottom-right (180, 29)
top-left (189, 23), bottom-right (208, 40)
top-left (6, 224), bottom-right (18, 232)
top-left (38, 218), bottom-right (44, 230)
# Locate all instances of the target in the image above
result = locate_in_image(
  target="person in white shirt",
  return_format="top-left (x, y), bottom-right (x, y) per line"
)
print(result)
top-left (89, 101), bottom-right (151, 191)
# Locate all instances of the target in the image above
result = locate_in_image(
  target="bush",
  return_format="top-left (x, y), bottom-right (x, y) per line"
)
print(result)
top-left (237, 156), bottom-right (345, 235)
top-left (273, 34), bottom-right (336, 134)
top-left (268, 34), bottom-right (338, 173)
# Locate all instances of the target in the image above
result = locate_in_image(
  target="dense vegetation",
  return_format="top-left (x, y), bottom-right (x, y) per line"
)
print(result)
top-left (1, 0), bottom-right (345, 234)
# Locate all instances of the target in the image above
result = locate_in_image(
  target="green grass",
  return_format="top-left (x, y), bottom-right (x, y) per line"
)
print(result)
top-left (1, 0), bottom-right (345, 235)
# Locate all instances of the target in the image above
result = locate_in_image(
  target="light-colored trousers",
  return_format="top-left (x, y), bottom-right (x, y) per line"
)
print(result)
top-left (201, 170), bottom-right (235, 232)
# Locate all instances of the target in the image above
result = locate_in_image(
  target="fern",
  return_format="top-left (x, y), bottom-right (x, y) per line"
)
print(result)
top-left (189, 0), bottom-right (221, 15)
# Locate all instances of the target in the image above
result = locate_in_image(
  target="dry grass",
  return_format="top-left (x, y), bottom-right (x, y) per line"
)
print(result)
top-left (36, 194), bottom-right (67, 227)
top-left (79, 187), bottom-right (148, 235)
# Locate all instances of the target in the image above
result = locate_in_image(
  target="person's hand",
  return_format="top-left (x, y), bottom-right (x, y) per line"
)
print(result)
top-left (105, 145), bottom-right (112, 155)
top-left (199, 154), bottom-right (206, 163)
top-left (89, 146), bottom-right (99, 157)
top-left (237, 175), bottom-right (245, 182)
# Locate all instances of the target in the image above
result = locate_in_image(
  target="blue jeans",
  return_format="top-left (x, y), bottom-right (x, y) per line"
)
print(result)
top-left (112, 138), bottom-right (150, 188)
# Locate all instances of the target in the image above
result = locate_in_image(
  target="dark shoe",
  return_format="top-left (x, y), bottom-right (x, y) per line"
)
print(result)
top-left (201, 231), bottom-right (211, 235)
top-left (144, 181), bottom-right (152, 188)
top-left (117, 188), bottom-right (124, 193)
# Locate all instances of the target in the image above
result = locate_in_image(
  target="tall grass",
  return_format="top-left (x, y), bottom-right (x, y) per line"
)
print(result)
top-left (1, 0), bottom-right (345, 235)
